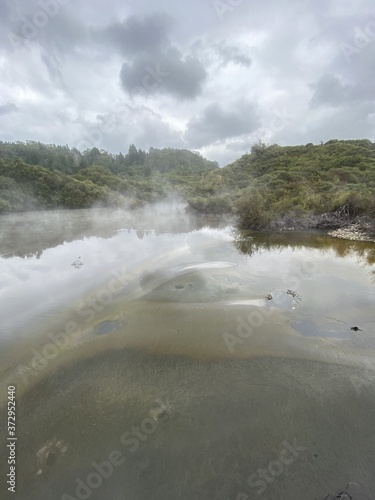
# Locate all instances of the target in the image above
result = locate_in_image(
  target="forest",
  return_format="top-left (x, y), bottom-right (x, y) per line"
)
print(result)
top-left (0, 141), bottom-right (218, 213)
top-left (1, 139), bottom-right (375, 230)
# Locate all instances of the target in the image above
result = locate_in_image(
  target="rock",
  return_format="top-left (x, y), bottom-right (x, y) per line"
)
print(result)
top-left (45, 450), bottom-right (57, 466)
top-left (269, 211), bottom-right (375, 243)
top-left (36, 439), bottom-right (68, 475)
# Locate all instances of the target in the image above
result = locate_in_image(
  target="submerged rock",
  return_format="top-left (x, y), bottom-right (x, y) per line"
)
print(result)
top-left (322, 481), bottom-right (370, 500)
top-left (36, 439), bottom-right (68, 475)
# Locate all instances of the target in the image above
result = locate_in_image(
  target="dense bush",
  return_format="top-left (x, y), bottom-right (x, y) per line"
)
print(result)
top-left (196, 139), bottom-right (375, 228)
top-left (187, 194), bottom-right (234, 214)
top-left (235, 190), bottom-right (272, 230)
top-left (0, 158), bottom-right (108, 210)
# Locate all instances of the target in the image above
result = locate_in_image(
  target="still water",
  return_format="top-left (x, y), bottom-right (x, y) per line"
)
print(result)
top-left (0, 206), bottom-right (374, 500)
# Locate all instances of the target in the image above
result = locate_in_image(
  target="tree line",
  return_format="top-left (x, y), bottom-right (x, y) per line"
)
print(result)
top-left (1, 139), bottom-right (375, 229)
top-left (0, 142), bottom-right (218, 213)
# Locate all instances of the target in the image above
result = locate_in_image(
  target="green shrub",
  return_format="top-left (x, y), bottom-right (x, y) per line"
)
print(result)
top-left (236, 191), bottom-right (272, 230)
top-left (0, 198), bottom-right (11, 213)
top-left (187, 195), bottom-right (234, 214)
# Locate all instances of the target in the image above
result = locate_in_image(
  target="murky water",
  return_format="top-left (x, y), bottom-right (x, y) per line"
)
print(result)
top-left (0, 207), bottom-right (374, 500)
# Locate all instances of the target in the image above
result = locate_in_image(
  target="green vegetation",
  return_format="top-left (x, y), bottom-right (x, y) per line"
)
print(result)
top-left (0, 141), bottom-right (218, 213)
top-left (187, 139), bottom-right (375, 229)
top-left (1, 139), bottom-right (375, 231)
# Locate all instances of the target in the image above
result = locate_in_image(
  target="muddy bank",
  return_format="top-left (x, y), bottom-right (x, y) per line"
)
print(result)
top-left (327, 219), bottom-right (375, 242)
top-left (269, 210), bottom-right (375, 243)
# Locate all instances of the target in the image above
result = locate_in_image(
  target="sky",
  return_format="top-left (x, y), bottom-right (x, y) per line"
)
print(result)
top-left (0, 0), bottom-right (374, 166)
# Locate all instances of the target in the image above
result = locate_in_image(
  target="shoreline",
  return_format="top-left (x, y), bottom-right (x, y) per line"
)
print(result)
top-left (2, 205), bottom-right (375, 244)
top-left (327, 221), bottom-right (375, 243)
top-left (267, 212), bottom-right (375, 243)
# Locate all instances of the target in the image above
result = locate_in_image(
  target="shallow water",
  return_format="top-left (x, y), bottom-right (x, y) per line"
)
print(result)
top-left (0, 207), bottom-right (374, 500)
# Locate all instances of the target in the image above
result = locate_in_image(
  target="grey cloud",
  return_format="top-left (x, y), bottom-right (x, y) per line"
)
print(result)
top-left (311, 60), bottom-right (375, 111)
top-left (89, 105), bottom-right (184, 152)
top-left (189, 38), bottom-right (252, 71)
top-left (0, 103), bottom-right (19, 116)
top-left (225, 140), bottom-right (253, 152)
top-left (342, 42), bottom-right (375, 103)
top-left (41, 51), bottom-right (68, 90)
top-left (97, 12), bottom-right (208, 100)
top-left (214, 41), bottom-right (252, 67)
top-left (0, 0), bottom-right (374, 163)
top-left (120, 47), bottom-right (207, 99)
top-left (40, 13), bottom-right (87, 54)
top-left (0, 0), bottom-right (9, 20)
top-left (291, 102), bottom-right (374, 147)
top-left (185, 101), bottom-right (260, 148)
top-left (96, 12), bottom-right (174, 56)
top-left (133, 115), bottom-right (184, 149)
top-left (310, 74), bottom-right (352, 108)
top-left (309, 4), bottom-right (375, 106)
top-left (3, 3), bottom-right (86, 55)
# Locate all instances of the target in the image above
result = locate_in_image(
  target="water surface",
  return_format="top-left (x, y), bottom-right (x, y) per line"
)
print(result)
top-left (0, 207), bottom-right (374, 500)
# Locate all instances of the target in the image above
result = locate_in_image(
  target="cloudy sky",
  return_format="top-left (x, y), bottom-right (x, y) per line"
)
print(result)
top-left (0, 0), bottom-right (374, 165)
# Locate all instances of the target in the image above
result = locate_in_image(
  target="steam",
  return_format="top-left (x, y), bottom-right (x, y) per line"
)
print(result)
top-left (0, 202), bottom-right (230, 341)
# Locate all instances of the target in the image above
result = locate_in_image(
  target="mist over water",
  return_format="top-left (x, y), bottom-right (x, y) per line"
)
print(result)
top-left (0, 205), bottom-right (374, 500)
top-left (0, 203), bottom-right (222, 334)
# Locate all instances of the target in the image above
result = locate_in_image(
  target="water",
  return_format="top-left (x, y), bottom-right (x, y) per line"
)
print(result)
top-left (0, 207), bottom-right (374, 500)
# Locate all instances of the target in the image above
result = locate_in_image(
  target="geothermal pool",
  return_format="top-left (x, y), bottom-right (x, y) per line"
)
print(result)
top-left (0, 206), bottom-right (374, 499)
